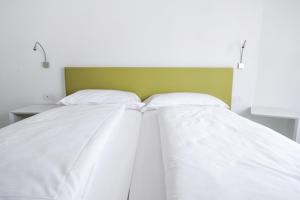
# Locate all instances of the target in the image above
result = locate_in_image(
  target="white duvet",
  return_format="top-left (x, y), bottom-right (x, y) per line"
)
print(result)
top-left (0, 105), bottom-right (125, 200)
top-left (158, 106), bottom-right (300, 200)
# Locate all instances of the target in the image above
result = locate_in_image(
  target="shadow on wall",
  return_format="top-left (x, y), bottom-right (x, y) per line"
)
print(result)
top-left (0, 113), bottom-right (8, 128)
top-left (239, 108), bottom-right (295, 140)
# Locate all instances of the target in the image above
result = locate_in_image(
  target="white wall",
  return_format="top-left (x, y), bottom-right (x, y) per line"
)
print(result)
top-left (0, 0), bottom-right (264, 127)
top-left (247, 0), bottom-right (300, 139)
top-left (255, 0), bottom-right (300, 112)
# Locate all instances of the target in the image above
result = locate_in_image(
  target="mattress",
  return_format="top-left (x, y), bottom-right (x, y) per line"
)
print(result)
top-left (83, 109), bottom-right (141, 200)
top-left (129, 110), bottom-right (166, 200)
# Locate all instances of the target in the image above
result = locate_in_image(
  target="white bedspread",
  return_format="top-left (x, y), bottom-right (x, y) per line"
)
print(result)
top-left (158, 106), bottom-right (300, 200)
top-left (0, 105), bottom-right (125, 200)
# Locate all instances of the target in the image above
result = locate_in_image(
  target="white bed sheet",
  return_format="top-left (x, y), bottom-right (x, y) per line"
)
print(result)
top-left (83, 109), bottom-right (141, 200)
top-left (158, 106), bottom-right (300, 200)
top-left (129, 110), bottom-right (166, 200)
top-left (0, 105), bottom-right (133, 200)
top-left (131, 107), bottom-right (300, 200)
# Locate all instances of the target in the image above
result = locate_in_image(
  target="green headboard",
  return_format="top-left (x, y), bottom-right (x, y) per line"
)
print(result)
top-left (65, 67), bottom-right (233, 106)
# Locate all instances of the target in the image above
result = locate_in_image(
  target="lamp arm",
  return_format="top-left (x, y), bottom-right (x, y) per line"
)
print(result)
top-left (240, 40), bottom-right (246, 63)
top-left (34, 42), bottom-right (47, 62)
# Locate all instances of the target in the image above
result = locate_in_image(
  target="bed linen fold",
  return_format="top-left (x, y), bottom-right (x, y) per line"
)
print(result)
top-left (0, 105), bottom-right (125, 200)
top-left (158, 105), bottom-right (300, 200)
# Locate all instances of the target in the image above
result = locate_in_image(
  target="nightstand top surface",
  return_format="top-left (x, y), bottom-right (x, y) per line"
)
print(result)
top-left (251, 106), bottom-right (300, 119)
top-left (10, 104), bottom-right (62, 114)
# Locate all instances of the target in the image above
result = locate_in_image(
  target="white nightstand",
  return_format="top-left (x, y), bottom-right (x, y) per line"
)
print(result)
top-left (251, 106), bottom-right (300, 143)
top-left (9, 104), bottom-right (62, 124)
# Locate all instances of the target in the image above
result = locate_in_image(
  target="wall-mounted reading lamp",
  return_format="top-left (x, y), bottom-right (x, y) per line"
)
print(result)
top-left (33, 41), bottom-right (50, 68)
top-left (237, 40), bottom-right (247, 69)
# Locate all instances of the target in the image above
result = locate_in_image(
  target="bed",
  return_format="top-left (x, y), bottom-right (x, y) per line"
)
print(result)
top-left (0, 105), bottom-right (142, 200)
top-left (65, 66), bottom-right (234, 200)
top-left (0, 67), bottom-right (145, 200)
top-left (1, 67), bottom-right (232, 200)
top-left (125, 67), bottom-right (234, 200)
top-left (131, 105), bottom-right (300, 200)
top-left (122, 67), bottom-right (300, 200)
top-left (4, 66), bottom-right (298, 200)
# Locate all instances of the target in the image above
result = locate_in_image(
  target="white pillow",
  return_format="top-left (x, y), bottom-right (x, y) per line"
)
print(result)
top-left (142, 92), bottom-right (229, 111)
top-left (58, 89), bottom-right (144, 109)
